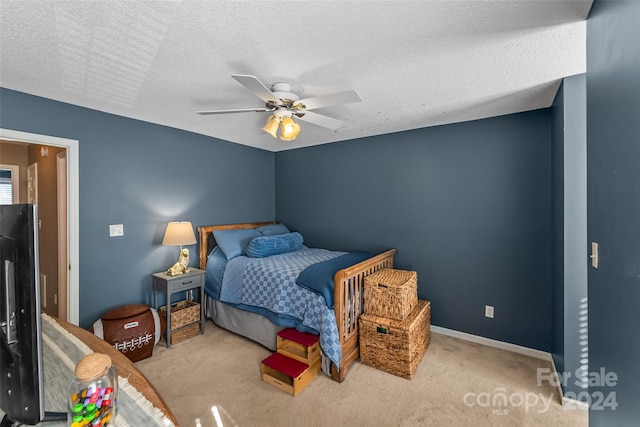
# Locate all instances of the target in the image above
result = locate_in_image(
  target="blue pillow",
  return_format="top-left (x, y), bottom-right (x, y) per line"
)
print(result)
top-left (205, 246), bottom-right (227, 299)
top-left (245, 232), bottom-right (304, 258)
top-left (212, 228), bottom-right (261, 260)
top-left (256, 223), bottom-right (290, 236)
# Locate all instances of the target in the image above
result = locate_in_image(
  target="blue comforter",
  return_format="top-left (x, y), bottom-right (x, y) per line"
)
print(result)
top-left (296, 251), bottom-right (372, 308)
top-left (216, 247), bottom-right (349, 369)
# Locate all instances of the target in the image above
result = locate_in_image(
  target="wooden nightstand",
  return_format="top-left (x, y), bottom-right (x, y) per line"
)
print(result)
top-left (152, 268), bottom-right (205, 347)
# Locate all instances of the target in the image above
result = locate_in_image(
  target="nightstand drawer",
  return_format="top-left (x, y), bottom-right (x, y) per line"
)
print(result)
top-left (169, 273), bottom-right (202, 292)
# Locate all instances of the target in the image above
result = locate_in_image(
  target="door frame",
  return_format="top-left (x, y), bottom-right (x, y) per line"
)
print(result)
top-left (27, 162), bottom-right (38, 204)
top-left (0, 128), bottom-right (79, 325)
top-left (57, 151), bottom-right (68, 320)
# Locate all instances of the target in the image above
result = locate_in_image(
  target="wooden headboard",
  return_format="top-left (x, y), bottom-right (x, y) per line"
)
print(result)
top-left (197, 222), bottom-right (275, 270)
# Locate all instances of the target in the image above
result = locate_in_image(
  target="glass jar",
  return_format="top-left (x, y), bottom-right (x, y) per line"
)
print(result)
top-left (67, 353), bottom-right (118, 427)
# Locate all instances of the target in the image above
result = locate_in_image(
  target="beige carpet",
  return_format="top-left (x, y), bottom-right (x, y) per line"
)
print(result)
top-left (136, 320), bottom-right (588, 427)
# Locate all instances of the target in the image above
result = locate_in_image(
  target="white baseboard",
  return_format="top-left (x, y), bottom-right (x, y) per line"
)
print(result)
top-left (430, 325), bottom-right (552, 361)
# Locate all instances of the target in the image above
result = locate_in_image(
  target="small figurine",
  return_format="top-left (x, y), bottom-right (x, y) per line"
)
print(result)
top-left (167, 248), bottom-right (191, 276)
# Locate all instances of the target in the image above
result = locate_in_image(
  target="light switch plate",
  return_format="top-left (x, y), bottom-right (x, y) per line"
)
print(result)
top-left (109, 224), bottom-right (124, 237)
top-left (485, 305), bottom-right (494, 318)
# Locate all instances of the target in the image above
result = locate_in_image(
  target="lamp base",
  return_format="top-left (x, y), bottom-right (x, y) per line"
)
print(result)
top-left (166, 248), bottom-right (191, 276)
top-left (166, 267), bottom-right (191, 277)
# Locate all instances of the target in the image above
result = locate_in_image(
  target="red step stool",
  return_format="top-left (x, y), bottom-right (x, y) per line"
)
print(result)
top-left (261, 328), bottom-right (321, 396)
top-left (276, 328), bottom-right (320, 365)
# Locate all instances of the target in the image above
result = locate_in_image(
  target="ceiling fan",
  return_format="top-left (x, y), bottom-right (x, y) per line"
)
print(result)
top-left (197, 74), bottom-right (362, 141)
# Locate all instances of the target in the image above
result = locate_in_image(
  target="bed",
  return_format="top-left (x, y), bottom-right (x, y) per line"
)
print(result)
top-left (197, 222), bottom-right (396, 382)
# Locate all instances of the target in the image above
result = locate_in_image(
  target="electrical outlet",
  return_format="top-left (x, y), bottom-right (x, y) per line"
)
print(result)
top-left (109, 224), bottom-right (124, 237)
top-left (485, 305), bottom-right (494, 318)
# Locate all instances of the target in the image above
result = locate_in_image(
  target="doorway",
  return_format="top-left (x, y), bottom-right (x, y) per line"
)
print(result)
top-left (0, 128), bottom-right (79, 325)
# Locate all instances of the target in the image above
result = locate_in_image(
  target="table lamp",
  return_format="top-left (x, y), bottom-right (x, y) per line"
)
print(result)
top-left (162, 221), bottom-right (196, 276)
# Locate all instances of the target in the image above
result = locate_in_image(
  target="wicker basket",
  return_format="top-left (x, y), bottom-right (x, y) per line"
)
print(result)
top-left (359, 299), bottom-right (431, 380)
top-left (364, 269), bottom-right (418, 320)
top-left (159, 300), bottom-right (200, 344)
top-left (168, 324), bottom-right (200, 344)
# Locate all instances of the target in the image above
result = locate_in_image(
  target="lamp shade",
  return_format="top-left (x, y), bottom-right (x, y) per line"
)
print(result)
top-left (162, 221), bottom-right (196, 246)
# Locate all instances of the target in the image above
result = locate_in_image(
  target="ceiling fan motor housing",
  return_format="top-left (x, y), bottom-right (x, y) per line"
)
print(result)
top-left (270, 82), bottom-right (299, 104)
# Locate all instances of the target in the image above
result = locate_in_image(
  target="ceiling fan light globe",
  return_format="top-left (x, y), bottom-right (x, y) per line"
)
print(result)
top-left (280, 117), bottom-right (301, 141)
top-left (262, 116), bottom-right (280, 138)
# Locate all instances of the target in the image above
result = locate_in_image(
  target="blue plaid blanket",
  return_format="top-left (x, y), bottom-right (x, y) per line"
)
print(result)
top-left (219, 248), bottom-right (346, 368)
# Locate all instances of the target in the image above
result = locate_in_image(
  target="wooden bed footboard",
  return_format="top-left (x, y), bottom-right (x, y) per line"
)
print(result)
top-left (197, 223), bottom-right (396, 383)
top-left (331, 248), bottom-right (396, 382)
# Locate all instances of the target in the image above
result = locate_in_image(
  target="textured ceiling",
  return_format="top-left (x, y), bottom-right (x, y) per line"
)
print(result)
top-left (0, 1), bottom-right (592, 152)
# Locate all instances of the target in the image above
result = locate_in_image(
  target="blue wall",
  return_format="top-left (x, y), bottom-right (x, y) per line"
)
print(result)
top-left (551, 75), bottom-right (588, 397)
top-left (587, 0), bottom-right (640, 424)
top-left (275, 111), bottom-right (553, 351)
top-left (0, 88), bottom-right (275, 328)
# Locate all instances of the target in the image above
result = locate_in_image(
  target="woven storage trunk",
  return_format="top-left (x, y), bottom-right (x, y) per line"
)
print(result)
top-left (364, 268), bottom-right (418, 320)
top-left (359, 299), bottom-right (431, 380)
top-left (159, 300), bottom-right (200, 344)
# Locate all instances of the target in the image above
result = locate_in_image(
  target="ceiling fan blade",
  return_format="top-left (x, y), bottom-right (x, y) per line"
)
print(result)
top-left (197, 107), bottom-right (274, 115)
top-left (296, 90), bottom-right (362, 110)
top-left (231, 74), bottom-right (281, 105)
top-left (295, 111), bottom-right (344, 130)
